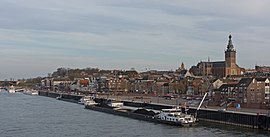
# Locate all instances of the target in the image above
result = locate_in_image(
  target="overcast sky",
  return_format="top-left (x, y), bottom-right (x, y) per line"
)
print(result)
top-left (1, 0), bottom-right (270, 80)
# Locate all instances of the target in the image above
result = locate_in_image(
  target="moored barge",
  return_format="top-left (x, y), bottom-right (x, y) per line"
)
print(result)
top-left (84, 99), bottom-right (197, 127)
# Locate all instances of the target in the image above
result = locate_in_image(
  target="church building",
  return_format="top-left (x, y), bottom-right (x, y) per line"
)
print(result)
top-left (190, 35), bottom-right (242, 78)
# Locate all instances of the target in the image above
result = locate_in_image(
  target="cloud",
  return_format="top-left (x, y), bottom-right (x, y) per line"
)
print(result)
top-left (0, 0), bottom-right (270, 79)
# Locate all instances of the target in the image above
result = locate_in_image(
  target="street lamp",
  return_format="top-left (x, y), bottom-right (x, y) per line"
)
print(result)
top-left (176, 92), bottom-right (179, 106)
top-left (157, 93), bottom-right (159, 103)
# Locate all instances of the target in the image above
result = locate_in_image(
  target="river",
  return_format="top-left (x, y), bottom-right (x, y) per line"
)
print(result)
top-left (0, 91), bottom-right (269, 137)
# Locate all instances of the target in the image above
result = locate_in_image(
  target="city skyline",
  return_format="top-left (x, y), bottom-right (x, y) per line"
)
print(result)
top-left (1, 0), bottom-right (270, 80)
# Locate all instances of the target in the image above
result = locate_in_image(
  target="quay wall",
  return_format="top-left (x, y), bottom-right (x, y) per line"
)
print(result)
top-left (124, 100), bottom-right (270, 130)
top-left (38, 90), bottom-right (82, 100)
top-left (38, 91), bottom-right (270, 130)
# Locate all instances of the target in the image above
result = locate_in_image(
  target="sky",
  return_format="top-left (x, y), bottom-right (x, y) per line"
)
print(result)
top-left (1, 0), bottom-right (270, 80)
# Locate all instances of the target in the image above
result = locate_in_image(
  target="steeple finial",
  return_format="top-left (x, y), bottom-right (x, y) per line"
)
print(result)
top-left (227, 34), bottom-right (234, 51)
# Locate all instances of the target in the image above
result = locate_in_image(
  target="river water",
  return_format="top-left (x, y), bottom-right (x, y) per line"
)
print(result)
top-left (0, 91), bottom-right (269, 137)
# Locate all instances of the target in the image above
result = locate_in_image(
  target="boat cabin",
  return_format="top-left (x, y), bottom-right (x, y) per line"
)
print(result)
top-left (157, 108), bottom-right (196, 124)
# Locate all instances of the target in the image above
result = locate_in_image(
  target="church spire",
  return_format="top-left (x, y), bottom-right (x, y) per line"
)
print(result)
top-left (227, 34), bottom-right (235, 51)
top-left (180, 62), bottom-right (185, 70)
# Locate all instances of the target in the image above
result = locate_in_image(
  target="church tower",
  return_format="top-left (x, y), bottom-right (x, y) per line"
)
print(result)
top-left (225, 34), bottom-right (238, 76)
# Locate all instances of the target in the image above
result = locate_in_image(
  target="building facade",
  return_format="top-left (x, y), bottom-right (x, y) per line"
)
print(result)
top-left (218, 77), bottom-right (270, 108)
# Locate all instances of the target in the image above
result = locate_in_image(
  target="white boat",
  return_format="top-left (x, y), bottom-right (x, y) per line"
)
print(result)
top-left (78, 95), bottom-right (95, 105)
top-left (156, 107), bottom-right (196, 127)
top-left (84, 96), bottom-right (98, 107)
top-left (107, 100), bottom-right (124, 108)
top-left (31, 91), bottom-right (38, 96)
top-left (8, 86), bottom-right (16, 93)
top-left (84, 99), bottom-right (98, 106)
top-left (23, 89), bottom-right (38, 96)
top-left (156, 93), bottom-right (208, 126)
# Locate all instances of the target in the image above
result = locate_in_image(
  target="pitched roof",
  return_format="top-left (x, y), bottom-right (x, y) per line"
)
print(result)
top-left (219, 83), bottom-right (237, 92)
top-left (255, 77), bottom-right (267, 82)
top-left (212, 61), bottom-right (225, 67)
top-left (237, 78), bottom-right (253, 87)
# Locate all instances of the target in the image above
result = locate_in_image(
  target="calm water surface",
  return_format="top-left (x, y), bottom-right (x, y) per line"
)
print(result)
top-left (0, 91), bottom-right (269, 137)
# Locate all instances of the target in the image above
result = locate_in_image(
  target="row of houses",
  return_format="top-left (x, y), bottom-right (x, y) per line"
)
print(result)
top-left (41, 68), bottom-right (209, 95)
top-left (40, 66), bottom-right (270, 108)
top-left (216, 77), bottom-right (270, 108)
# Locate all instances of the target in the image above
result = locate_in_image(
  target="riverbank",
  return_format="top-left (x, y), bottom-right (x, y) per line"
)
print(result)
top-left (97, 93), bottom-right (270, 115)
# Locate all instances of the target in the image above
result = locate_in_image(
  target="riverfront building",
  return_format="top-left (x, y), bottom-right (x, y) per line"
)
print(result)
top-left (255, 65), bottom-right (270, 73)
top-left (218, 77), bottom-right (270, 108)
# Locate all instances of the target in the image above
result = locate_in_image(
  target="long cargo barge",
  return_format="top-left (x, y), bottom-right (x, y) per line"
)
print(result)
top-left (85, 104), bottom-right (158, 123)
top-left (84, 100), bottom-right (197, 127)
